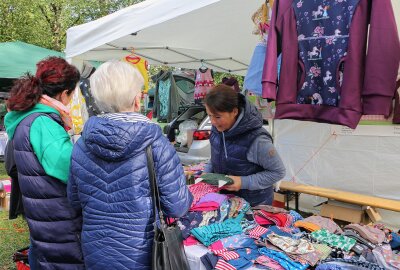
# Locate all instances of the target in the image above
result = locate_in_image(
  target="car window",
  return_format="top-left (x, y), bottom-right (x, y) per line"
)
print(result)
top-left (189, 111), bottom-right (206, 124)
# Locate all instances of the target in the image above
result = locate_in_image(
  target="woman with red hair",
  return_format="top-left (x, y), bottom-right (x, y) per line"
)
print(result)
top-left (4, 57), bottom-right (84, 270)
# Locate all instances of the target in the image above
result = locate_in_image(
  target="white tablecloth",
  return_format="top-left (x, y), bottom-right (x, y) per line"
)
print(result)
top-left (185, 245), bottom-right (259, 270)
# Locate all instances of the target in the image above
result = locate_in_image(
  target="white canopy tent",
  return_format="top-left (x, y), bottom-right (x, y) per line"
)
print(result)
top-left (66, 0), bottom-right (263, 75)
top-left (66, 0), bottom-right (400, 227)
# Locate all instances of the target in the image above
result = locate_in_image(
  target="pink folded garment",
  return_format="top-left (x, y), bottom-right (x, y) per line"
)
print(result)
top-left (190, 201), bottom-right (220, 211)
top-left (255, 215), bottom-right (274, 226)
top-left (183, 235), bottom-right (200, 246)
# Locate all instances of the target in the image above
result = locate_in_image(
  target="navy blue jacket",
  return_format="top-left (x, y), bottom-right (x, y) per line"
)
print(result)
top-left (13, 113), bottom-right (84, 270)
top-left (210, 95), bottom-right (279, 206)
top-left (68, 115), bottom-right (192, 270)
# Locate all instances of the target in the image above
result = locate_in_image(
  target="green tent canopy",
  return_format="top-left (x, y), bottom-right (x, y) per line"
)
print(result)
top-left (0, 41), bottom-right (64, 79)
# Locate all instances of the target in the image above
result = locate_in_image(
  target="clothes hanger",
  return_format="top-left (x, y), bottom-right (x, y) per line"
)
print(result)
top-left (125, 48), bottom-right (141, 64)
top-left (199, 60), bottom-right (208, 72)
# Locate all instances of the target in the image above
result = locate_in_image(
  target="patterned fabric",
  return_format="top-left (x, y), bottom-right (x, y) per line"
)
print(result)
top-left (288, 251), bottom-right (321, 267)
top-left (254, 210), bottom-right (291, 227)
top-left (313, 243), bottom-right (332, 260)
top-left (158, 79), bottom-right (171, 119)
top-left (228, 197), bottom-right (248, 218)
top-left (311, 229), bottom-right (356, 252)
top-left (123, 54), bottom-right (149, 93)
top-left (209, 234), bottom-right (257, 251)
top-left (256, 255), bottom-right (285, 270)
top-left (215, 259), bottom-right (237, 270)
top-left (194, 68), bottom-right (214, 102)
top-left (248, 226), bottom-right (269, 239)
top-left (220, 251), bottom-right (240, 261)
top-left (252, 205), bottom-right (288, 214)
top-left (294, 0), bottom-right (360, 107)
top-left (177, 211), bottom-right (203, 239)
top-left (191, 215), bottom-right (244, 246)
top-left (372, 245), bottom-right (400, 270)
top-left (188, 182), bottom-right (219, 208)
top-left (289, 210), bottom-right (304, 224)
top-left (98, 112), bottom-right (152, 123)
top-left (267, 233), bottom-right (315, 255)
top-left (258, 248), bottom-right (309, 270)
top-left (218, 200), bottom-right (231, 222)
top-left (199, 211), bottom-right (219, 227)
top-left (317, 258), bottom-right (385, 270)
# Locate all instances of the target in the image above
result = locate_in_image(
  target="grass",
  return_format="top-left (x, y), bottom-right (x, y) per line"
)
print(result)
top-left (0, 211), bottom-right (30, 270)
top-left (0, 162), bottom-right (30, 270)
top-left (0, 161), bottom-right (9, 180)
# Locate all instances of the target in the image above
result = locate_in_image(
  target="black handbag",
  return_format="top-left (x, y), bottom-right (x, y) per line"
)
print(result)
top-left (145, 146), bottom-right (190, 270)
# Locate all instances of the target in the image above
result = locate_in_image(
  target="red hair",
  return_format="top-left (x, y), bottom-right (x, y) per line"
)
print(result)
top-left (7, 57), bottom-right (80, 111)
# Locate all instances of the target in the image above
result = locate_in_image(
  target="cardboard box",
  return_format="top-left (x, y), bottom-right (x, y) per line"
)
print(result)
top-left (365, 206), bottom-right (382, 223)
top-left (320, 200), bottom-right (371, 224)
top-left (272, 192), bottom-right (286, 208)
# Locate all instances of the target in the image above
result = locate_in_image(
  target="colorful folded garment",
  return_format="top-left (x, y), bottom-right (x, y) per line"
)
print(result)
top-left (252, 205), bottom-right (288, 214)
top-left (196, 192), bottom-right (228, 206)
top-left (316, 258), bottom-right (385, 270)
top-left (311, 229), bottom-right (356, 252)
top-left (344, 224), bottom-right (385, 244)
top-left (196, 173), bottom-right (234, 187)
top-left (302, 216), bottom-right (342, 234)
top-left (256, 255), bottom-right (285, 270)
top-left (189, 182), bottom-right (219, 208)
top-left (267, 233), bottom-right (315, 255)
top-left (254, 210), bottom-right (291, 227)
top-left (209, 233), bottom-right (257, 251)
top-left (191, 215), bottom-right (244, 246)
top-left (258, 248), bottom-right (309, 270)
top-left (294, 221), bottom-right (321, 232)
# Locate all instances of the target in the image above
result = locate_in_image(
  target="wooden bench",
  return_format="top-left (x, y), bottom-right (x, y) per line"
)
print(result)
top-left (278, 181), bottom-right (400, 212)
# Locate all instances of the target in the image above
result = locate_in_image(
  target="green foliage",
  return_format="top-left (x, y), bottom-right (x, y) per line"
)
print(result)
top-left (0, 0), bottom-right (142, 51)
top-left (213, 72), bottom-right (244, 88)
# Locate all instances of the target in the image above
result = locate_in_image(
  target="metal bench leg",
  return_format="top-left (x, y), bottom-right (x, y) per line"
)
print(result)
top-left (286, 192), bottom-right (290, 210)
top-left (295, 192), bottom-right (299, 211)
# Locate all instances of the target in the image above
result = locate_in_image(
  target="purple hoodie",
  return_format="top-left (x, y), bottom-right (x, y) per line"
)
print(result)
top-left (262, 0), bottom-right (400, 128)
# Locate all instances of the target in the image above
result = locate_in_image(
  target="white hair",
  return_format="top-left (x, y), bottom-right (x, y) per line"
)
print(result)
top-left (89, 60), bottom-right (144, 113)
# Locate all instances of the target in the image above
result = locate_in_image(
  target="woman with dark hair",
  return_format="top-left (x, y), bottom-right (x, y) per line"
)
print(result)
top-left (4, 57), bottom-right (84, 270)
top-left (204, 84), bottom-right (286, 206)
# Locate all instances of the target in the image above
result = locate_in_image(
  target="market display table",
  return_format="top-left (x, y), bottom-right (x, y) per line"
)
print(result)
top-left (279, 181), bottom-right (400, 212)
top-left (185, 245), bottom-right (259, 270)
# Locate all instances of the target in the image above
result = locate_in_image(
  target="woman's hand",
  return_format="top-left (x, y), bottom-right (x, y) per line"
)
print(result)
top-left (223, 175), bottom-right (242, 191)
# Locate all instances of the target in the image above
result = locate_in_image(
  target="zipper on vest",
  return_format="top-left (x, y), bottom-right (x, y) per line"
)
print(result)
top-left (222, 132), bottom-right (228, 159)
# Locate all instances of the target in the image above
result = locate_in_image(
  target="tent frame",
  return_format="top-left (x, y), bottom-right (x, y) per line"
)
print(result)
top-left (91, 43), bottom-right (249, 73)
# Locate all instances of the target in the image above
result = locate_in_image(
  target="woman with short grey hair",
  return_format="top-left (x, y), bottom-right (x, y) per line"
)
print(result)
top-left (67, 60), bottom-right (193, 270)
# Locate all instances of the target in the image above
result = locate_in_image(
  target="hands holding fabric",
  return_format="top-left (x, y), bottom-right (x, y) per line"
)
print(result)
top-left (223, 175), bottom-right (241, 191)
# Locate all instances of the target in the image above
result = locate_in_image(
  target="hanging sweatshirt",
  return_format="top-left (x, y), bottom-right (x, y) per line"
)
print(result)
top-left (262, 0), bottom-right (400, 129)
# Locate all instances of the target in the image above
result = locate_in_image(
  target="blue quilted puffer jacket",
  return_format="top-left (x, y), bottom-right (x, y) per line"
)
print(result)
top-left (68, 116), bottom-right (193, 270)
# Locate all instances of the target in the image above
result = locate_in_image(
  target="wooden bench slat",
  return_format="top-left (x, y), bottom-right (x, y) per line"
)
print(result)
top-left (279, 181), bottom-right (400, 212)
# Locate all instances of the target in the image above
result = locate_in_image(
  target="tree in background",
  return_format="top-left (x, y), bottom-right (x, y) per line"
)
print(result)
top-left (0, 0), bottom-right (141, 51)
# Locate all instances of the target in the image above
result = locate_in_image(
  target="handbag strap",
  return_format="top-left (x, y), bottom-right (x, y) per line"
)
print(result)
top-left (145, 146), bottom-right (167, 227)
